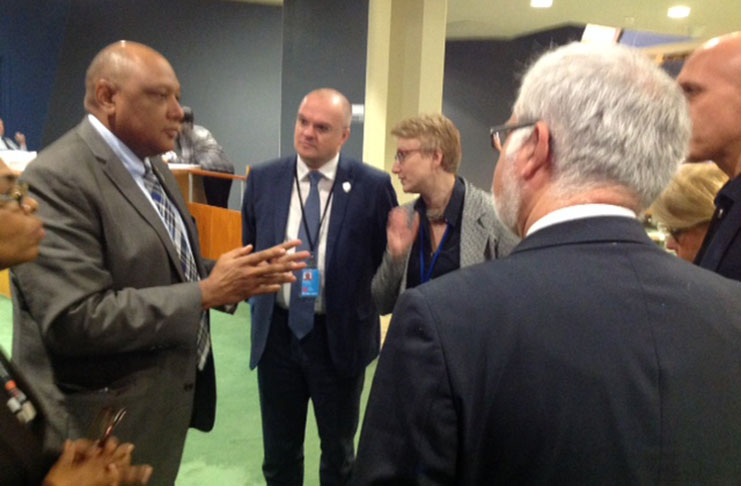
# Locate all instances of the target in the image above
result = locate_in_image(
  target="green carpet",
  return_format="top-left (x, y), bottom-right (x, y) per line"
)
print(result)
top-left (0, 296), bottom-right (377, 486)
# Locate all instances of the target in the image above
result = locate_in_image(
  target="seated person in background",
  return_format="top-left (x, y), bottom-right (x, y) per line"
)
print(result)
top-left (176, 106), bottom-right (235, 208)
top-left (650, 163), bottom-right (728, 262)
top-left (0, 117), bottom-right (27, 151)
top-left (371, 114), bottom-right (517, 314)
top-left (0, 157), bottom-right (152, 486)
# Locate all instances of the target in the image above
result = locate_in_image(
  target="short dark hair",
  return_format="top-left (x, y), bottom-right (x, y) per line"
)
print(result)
top-left (182, 106), bottom-right (194, 124)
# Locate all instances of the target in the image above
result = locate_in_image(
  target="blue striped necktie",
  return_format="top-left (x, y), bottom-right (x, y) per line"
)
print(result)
top-left (142, 161), bottom-right (210, 368)
top-left (289, 171), bottom-right (323, 339)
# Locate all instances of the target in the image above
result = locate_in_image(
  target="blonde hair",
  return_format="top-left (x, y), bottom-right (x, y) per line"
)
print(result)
top-left (391, 114), bottom-right (462, 174)
top-left (650, 163), bottom-right (728, 230)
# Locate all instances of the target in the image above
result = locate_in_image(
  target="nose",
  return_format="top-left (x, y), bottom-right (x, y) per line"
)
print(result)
top-left (392, 160), bottom-right (401, 174)
top-left (665, 235), bottom-right (679, 252)
top-left (170, 97), bottom-right (184, 122)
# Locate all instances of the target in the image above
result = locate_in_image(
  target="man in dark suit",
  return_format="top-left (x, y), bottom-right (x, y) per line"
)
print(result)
top-left (677, 32), bottom-right (741, 280)
top-left (11, 41), bottom-right (305, 486)
top-left (353, 42), bottom-right (741, 484)
top-left (242, 88), bottom-right (397, 485)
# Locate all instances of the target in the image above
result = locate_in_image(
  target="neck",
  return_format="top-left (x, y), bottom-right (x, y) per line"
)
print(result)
top-left (520, 184), bottom-right (639, 237)
top-left (422, 172), bottom-right (456, 218)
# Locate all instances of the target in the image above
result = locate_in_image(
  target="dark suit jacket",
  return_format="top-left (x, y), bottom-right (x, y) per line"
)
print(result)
top-left (695, 177), bottom-right (741, 280)
top-left (11, 117), bottom-right (216, 486)
top-left (242, 155), bottom-right (397, 376)
top-left (0, 350), bottom-right (53, 486)
top-left (353, 217), bottom-right (741, 484)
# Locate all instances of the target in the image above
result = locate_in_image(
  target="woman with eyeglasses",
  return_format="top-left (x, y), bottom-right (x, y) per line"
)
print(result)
top-left (371, 114), bottom-right (518, 315)
top-left (649, 162), bottom-right (728, 262)
top-left (0, 158), bottom-right (151, 485)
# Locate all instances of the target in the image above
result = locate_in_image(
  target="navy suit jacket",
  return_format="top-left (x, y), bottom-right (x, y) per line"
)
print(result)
top-left (242, 155), bottom-right (397, 376)
top-left (354, 216), bottom-right (741, 484)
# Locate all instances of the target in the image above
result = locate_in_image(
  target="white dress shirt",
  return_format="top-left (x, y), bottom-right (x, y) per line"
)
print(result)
top-left (526, 204), bottom-right (637, 237)
top-left (277, 154), bottom-right (339, 313)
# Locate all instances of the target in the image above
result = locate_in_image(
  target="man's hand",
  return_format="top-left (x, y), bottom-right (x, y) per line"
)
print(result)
top-left (14, 131), bottom-right (26, 147)
top-left (43, 437), bottom-right (153, 486)
top-left (199, 239), bottom-right (309, 310)
top-left (387, 207), bottom-right (419, 261)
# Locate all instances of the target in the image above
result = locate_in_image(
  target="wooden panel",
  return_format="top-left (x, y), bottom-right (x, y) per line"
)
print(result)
top-left (187, 202), bottom-right (242, 260)
top-left (0, 269), bottom-right (10, 298)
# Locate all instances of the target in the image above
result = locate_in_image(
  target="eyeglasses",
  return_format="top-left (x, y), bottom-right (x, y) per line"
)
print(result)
top-left (394, 148), bottom-right (428, 163)
top-left (489, 121), bottom-right (537, 152)
top-left (0, 182), bottom-right (29, 208)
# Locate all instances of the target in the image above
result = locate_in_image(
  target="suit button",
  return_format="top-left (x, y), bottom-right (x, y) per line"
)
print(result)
top-left (184, 383), bottom-right (194, 391)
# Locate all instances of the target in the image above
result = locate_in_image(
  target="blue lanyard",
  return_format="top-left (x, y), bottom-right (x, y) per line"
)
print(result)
top-left (419, 220), bottom-right (451, 284)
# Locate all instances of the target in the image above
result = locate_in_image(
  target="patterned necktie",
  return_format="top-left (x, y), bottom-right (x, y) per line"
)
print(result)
top-left (142, 161), bottom-right (210, 368)
top-left (289, 171), bottom-right (323, 339)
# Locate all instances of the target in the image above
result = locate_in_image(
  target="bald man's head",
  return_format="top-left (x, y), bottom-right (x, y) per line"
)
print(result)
top-left (678, 32), bottom-right (741, 176)
top-left (83, 41), bottom-right (184, 159)
top-left (294, 88), bottom-right (352, 168)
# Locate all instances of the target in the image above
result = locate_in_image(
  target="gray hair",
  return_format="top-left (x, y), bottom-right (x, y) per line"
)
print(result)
top-left (512, 42), bottom-right (691, 211)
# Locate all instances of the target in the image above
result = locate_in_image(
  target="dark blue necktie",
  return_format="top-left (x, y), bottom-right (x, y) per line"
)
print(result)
top-left (142, 161), bottom-right (210, 368)
top-left (289, 171), bottom-right (323, 339)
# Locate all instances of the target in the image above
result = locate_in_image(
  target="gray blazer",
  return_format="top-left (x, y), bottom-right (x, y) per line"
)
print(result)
top-left (372, 179), bottom-right (518, 315)
top-left (11, 117), bottom-right (215, 486)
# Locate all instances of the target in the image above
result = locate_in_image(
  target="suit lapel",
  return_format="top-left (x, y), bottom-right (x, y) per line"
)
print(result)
top-left (274, 157), bottom-right (296, 245)
top-left (326, 156), bottom-right (353, 271)
top-left (77, 119), bottom-right (187, 281)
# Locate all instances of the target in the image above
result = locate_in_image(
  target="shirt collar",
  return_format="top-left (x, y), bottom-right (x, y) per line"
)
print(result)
top-left (716, 177), bottom-right (741, 207)
top-left (87, 113), bottom-right (146, 178)
top-left (296, 153), bottom-right (339, 183)
top-left (527, 204), bottom-right (637, 237)
top-left (414, 176), bottom-right (466, 227)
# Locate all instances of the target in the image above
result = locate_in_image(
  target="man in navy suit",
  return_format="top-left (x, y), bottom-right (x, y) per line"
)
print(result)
top-left (677, 33), bottom-right (741, 279)
top-left (352, 43), bottom-right (741, 484)
top-left (242, 88), bottom-right (397, 485)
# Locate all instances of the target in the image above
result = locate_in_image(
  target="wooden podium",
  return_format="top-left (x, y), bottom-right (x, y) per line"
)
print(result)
top-left (0, 167), bottom-right (248, 298)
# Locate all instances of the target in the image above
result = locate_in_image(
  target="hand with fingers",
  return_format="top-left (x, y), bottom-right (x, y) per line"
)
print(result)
top-left (42, 437), bottom-right (152, 486)
top-left (200, 239), bottom-right (310, 309)
top-left (387, 207), bottom-right (419, 261)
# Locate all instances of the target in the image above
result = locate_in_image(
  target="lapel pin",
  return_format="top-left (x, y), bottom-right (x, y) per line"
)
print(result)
top-left (342, 181), bottom-right (352, 193)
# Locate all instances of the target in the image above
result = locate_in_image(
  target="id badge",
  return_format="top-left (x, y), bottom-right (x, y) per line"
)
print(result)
top-left (300, 267), bottom-right (320, 298)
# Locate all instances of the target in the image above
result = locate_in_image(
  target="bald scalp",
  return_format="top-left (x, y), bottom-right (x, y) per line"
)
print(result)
top-left (301, 88), bottom-right (352, 127)
top-left (83, 41), bottom-right (166, 112)
top-left (692, 32), bottom-right (741, 83)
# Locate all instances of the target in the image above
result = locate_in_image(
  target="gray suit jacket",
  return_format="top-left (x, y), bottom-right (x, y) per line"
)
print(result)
top-left (371, 179), bottom-right (518, 315)
top-left (11, 117), bottom-right (215, 486)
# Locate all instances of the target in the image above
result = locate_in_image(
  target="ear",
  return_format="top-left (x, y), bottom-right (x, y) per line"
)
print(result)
top-left (339, 126), bottom-right (351, 146)
top-left (519, 121), bottom-right (551, 181)
top-left (96, 79), bottom-right (118, 115)
top-left (431, 149), bottom-right (444, 169)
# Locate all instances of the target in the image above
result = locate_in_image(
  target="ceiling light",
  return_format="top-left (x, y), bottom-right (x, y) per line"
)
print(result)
top-left (667, 6), bottom-right (691, 19)
top-left (531, 0), bottom-right (553, 8)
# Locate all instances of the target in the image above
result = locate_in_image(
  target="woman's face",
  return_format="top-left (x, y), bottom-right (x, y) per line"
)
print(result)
top-left (0, 160), bottom-right (44, 269)
top-left (665, 222), bottom-right (710, 263)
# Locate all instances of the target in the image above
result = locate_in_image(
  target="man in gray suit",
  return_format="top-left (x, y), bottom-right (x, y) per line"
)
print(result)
top-left (11, 40), bottom-right (305, 486)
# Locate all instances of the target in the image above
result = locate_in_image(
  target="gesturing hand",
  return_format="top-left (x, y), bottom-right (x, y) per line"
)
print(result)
top-left (200, 239), bottom-right (310, 309)
top-left (387, 207), bottom-right (419, 261)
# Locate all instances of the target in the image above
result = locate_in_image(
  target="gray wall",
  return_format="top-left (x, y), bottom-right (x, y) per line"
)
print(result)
top-left (43, 0), bottom-right (283, 209)
top-left (279, 0), bottom-right (369, 160)
top-left (443, 26), bottom-right (585, 191)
